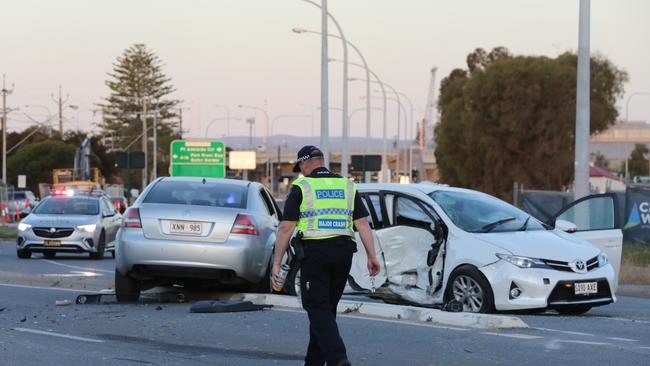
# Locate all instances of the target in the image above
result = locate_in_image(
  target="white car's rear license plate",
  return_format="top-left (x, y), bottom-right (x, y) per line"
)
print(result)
top-left (170, 221), bottom-right (203, 235)
top-left (574, 282), bottom-right (598, 295)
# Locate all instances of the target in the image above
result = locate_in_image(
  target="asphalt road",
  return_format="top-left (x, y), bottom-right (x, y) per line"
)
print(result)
top-left (1, 241), bottom-right (649, 366)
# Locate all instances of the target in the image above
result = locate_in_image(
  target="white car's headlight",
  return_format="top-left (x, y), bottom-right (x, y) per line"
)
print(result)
top-left (17, 223), bottom-right (32, 232)
top-left (77, 224), bottom-right (96, 233)
top-left (597, 252), bottom-right (609, 267)
top-left (496, 253), bottom-right (547, 269)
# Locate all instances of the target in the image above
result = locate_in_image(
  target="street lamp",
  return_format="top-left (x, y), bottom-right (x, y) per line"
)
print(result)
top-left (269, 114), bottom-right (309, 194)
top-left (204, 117), bottom-right (242, 138)
top-left (625, 92), bottom-right (650, 121)
top-left (298, 103), bottom-right (316, 137)
top-left (215, 105), bottom-right (232, 136)
top-left (327, 59), bottom-right (388, 181)
top-left (360, 94), bottom-right (408, 177)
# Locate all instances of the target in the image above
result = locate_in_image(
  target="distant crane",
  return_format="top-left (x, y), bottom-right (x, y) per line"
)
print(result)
top-left (422, 67), bottom-right (437, 150)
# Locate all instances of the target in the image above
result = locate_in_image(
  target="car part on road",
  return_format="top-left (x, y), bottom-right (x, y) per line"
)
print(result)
top-left (445, 265), bottom-right (495, 313)
top-left (190, 300), bottom-right (272, 313)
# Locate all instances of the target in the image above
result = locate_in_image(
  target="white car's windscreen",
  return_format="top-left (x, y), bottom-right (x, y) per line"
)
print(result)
top-left (32, 197), bottom-right (100, 215)
top-left (429, 190), bottom-right (546, 233)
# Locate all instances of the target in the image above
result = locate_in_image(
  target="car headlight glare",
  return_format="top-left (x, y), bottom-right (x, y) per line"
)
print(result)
top-left (496, 253), bottom-right (547, 269)
top-left (17, 223), bottom-right (32, 232)
top-left (597, 253), bottom-right (609, 267)
top-left (77, 224), bottom-right (96, 233)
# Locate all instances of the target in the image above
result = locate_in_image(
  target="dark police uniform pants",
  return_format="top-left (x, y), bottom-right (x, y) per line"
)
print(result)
top-left (300, 237), bottom-right (355, 366)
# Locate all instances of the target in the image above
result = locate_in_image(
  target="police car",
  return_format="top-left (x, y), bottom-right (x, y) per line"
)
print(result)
top-left (16, 189), bottom-right (122, 259)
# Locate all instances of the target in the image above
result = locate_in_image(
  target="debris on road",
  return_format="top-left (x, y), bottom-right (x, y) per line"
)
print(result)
top-left (190, 300), bottom-right (272, 313)
top-left (55, 300), bottom-right (71, 306)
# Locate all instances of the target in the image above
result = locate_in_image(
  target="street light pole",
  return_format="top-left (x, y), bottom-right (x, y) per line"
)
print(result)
top-left (204, 117), bottom-right (243, 138)
top-left (1, 75), bottom-right (14, 185)
top-left (141, 98), bottom-right (148, 190)
top-left (625, 92), bottom-right (650, 121)
top-left (215, 105), bottom-right (231, 136)
top-left (152, 108), bottom-right (157, 181)
top-left (574, 0), bottom-right (591, 199)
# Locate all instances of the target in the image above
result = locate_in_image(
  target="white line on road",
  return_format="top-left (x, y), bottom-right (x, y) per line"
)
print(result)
top-left (13, 328), bottom-right (104, 343)
top-left (271, 307), bottom-right (470, 332)
top-left (0, 283), bottom-right (96, 293)
top-left (42, 259), bottom-right (113, 274)
top-left (532, 327), bottom-right (595, 337)
top-left (546, 339), bottom-right (611, 351)
top-left (607, 337), bottom-right (639, 342)
top-left (480, 332), bottom-right (543, 340)
top-left (43, 271), bottom-right (103, 277)
top-left (590, 316), bottom-right (650, 325)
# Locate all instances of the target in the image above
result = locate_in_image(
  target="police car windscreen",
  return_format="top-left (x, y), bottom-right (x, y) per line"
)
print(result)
top-left (32, 197), bottom-right (100, 215)
top-left (143, 181), bottom-right (248, 209)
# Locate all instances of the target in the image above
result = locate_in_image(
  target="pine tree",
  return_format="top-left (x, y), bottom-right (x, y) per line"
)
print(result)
top-left (99, 44), bottom-right (181, 186)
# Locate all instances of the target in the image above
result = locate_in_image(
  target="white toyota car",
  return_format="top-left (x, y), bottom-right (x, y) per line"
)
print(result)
top-left (340, 183), bottom-right (622, 315)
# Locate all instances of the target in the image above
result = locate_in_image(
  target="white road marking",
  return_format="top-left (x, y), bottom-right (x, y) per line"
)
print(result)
top-left (271, 307), bottom-right (470, 331)
top-left (607, 337), bottom-right (639, 342)
top-left (13, 327), bottom-right (104, 343)
top-left (43, 271), bottom-right (103, 277)
top-left (0, 283), bottom-right (96, 293)
top-left (546, 339), bottom-right (611, 351)
top-left (480, 332), bottom-right (543, 340)
top-left (590, 316), bottom-right (650, 325)
top-left (532, 327), bottom-right (595, 337)
top-left (639, 347), bottom-right (650, 350)
top-left (42, 259), bottom-right (113, 274)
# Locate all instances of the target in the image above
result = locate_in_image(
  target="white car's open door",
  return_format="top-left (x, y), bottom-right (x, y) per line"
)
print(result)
top-left (549, 193), bottom-right (623, 288)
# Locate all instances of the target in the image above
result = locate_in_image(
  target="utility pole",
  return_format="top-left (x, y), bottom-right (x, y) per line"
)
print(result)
top-left (51, 86), bottom-right (69, 138)
top-left (178, 108), bottom-right (184, 139)
top-left (1, 75), bottom-right (14, 185)
top-left (574, 0), bottom-right (591, 199)
top-left (152, 108), bottom-right (158, 181)
top-left (141, 98), bottom-right (148, 190)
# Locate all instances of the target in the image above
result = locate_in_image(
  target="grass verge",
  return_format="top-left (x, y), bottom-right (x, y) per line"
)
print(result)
top-left (620, 242), bottom-right (650, 285)
top-left (0, 226), bottom-right (17, 239)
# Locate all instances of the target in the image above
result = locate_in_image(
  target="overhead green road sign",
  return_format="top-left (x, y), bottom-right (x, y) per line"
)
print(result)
top-left (170, 140), bottom-right (226, 178)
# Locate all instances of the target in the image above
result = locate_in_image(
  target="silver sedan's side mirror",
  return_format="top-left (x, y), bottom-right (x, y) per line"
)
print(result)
top-left (555, 219), bottom-right (578, 233)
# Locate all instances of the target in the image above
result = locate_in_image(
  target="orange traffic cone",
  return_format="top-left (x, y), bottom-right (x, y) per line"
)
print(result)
top-left (1, 202), bottom-right (6, 226)
top-left (25, 199), bottom-right (30, 212)
top-left (15, 201), bottom-right (20, 222)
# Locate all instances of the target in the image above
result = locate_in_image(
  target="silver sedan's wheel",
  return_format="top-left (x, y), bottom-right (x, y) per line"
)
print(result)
top-left (452, 275), bottom-right (484, 313)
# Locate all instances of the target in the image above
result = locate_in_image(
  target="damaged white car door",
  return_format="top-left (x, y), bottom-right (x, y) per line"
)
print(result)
top-left (350, 190), bottom-right (445, 305)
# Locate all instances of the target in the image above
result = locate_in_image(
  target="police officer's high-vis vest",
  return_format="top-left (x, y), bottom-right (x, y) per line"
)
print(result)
top-left (293, 176), bottom-right (355, 239)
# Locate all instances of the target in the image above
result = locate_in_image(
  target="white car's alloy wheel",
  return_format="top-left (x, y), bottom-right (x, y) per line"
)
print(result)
top-left (452, 275), bottom-right (485, 313)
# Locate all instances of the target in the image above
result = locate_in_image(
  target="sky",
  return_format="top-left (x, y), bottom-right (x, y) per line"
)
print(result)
top-left (2, 0), bottom-right (649, 141)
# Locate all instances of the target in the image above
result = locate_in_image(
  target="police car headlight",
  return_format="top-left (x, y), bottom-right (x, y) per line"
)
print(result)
top-left (597, 252), bottom-right (609, 267)
top-left (17, 223), bottom-right (32, 232)
top-left (77, 224), bottom-right (96, 233)
top-left (496, 253), bottom-right (547, 269)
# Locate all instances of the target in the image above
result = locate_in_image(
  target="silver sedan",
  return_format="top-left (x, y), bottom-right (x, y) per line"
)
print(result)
top-left (16, 194), bottom-right (122, 259)
top-left (114, 177), bottom-right (281, 302)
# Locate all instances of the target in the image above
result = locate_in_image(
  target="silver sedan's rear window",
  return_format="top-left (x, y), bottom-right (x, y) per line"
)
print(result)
top-left (144, 181), bottom-right (248, 208)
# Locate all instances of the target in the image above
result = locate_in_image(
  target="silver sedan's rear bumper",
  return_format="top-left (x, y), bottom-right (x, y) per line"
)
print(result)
top-left (115, 228), bottom-right (271, 284)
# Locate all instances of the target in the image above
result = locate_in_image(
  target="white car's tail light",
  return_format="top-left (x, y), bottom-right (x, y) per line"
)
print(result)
top-left (122, 208), bottom-right (142, 228)
top-left (230, 214), bottom-right (258, 235)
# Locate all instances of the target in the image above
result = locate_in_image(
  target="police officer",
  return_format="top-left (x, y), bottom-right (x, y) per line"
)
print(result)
top-left (273, 146), bottom-right (381, 366)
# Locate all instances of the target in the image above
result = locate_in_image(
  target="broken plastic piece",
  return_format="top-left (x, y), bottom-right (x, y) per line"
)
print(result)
top-left (189, 300), bottom-right (272, 313)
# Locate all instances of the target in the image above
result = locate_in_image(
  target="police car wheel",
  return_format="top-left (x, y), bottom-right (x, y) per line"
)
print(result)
top-left (287, 268), bottom-right (301, 299)
top-left (16, 249), bottom-right (31, 259)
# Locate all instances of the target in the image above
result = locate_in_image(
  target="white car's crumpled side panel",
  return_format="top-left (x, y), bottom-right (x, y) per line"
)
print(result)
top-left (376, 226), bottom-right (435, 288)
